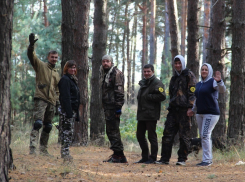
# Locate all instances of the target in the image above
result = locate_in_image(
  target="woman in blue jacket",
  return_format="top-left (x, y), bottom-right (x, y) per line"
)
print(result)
top-left (188, 63), bottom-right (226, 166)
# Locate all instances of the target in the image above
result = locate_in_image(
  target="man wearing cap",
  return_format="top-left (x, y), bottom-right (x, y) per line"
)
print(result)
top-left (155, 55), bottom-right (197, 166)
top-left (100, 55), bottom-right (127, 163)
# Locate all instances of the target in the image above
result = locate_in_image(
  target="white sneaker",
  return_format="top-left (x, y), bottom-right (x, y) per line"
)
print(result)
top-left (176, 161), bottom-right (186, 166)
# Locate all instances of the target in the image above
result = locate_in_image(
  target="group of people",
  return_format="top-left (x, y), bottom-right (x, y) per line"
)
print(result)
top-left (27, 33), bottom-right (226, 166)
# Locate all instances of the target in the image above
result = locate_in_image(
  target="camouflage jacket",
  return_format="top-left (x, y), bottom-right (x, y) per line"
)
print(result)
top-left (168, 68), bottom-right (196, 109)
top-left (101, 66), bottom-right (124, 110)
top-left (137, 75), bottom-right (166, 121)
top-left (27, 45), bottom-right (60, 106)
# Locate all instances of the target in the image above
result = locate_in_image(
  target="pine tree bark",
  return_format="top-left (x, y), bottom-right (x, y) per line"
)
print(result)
top-left (161, 1), bottom-right (171, 80)
top-left (187, 0), bottom-right (200, 138)
top-left (139, 1), bottom-right (147, 78)
top-left (150, 0), bottom-right (156, 65)
top-left (166, 0), bottom-right (180, 74)
top-left (131, 5), bottom-right (138, 104)
top-left (126, 2), bottom-right (131, 105)
top-left (90, 0), bottom-right (107, 145)
top-left (206, 0), bottom-right (226, 145)
top-left (0, 0), bottom-right (14, 181)
top-left (43, 0), bottom-right (49, 27)
top-left (202, 0), bottom-right (211, 64)
top-left (181, 0), bottom-right (187, 56)
top-left (228, 0), bottom-right (245, 145)
top-left (61, 0), bottom-right (90, 145)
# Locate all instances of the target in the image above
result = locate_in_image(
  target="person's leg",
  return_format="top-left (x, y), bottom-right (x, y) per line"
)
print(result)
top-left (60, 113), bottom-right (74, 161)
top-left (178, 110), bottom-right (192, 163)
top-left (201, 114), bottom-right (220, 163)
top-left (30, 99), bottom-right (47, 154)
top-left (145, 120), bottom-right (158, 161)
top-left (160, 111), bottom-right (178, 162)
top-left (104, 109), bottom-right (125, 162)
top-left (136, 120), bottom-right (149, 161)
top-left (40, 102), bottom-right (55, 155)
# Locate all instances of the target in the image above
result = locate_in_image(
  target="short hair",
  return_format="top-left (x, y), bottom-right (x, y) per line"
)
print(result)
top-left (174, 57), bottom-right (181, 62)
top-left (143, 64), bottom-right (154, 72)
top-left (48, 50), bottom-right (58, 56)
top-left (63, 60), bottom-right (77, 75)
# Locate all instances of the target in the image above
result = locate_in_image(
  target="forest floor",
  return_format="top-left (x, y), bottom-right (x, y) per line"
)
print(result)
top-left (9, 143), bottom-right (245, 182)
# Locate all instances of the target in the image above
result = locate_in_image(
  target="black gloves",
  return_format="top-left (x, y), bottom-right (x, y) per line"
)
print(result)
top-left (29, 33), bottom-right (38, 46)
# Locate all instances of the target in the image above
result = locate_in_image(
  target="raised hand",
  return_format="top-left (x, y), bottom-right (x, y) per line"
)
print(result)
top-left (29, 33), bottom-right (38, 46)
top-left (213, 71), bottom-right (221, 82)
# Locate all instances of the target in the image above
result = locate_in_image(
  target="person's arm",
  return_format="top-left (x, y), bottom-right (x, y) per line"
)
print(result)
top-left (58, 77), bottom-right (73, 118)
top-left (187, 71), bottom-right (197, 116)
top-left (145, 82), bottom-right (166, 102)
top-left (213, 71), bottom-right (226, 93)
top-left (114, 70), bottom-right (124, 117)
top-left (27, 33), bottom-right (40, 71)
top-left (187, 71), bottom-right (197, 108)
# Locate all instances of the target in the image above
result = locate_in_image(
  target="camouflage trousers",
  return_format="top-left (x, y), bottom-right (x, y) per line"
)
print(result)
top-left (104, 109), bottom-right (124, 152)
top-left (30, 99), bottom-right (55, 150)
top-left (60, 111), bottom-right (75, 158)
top-left (160, 109), bottom-right (192, 162)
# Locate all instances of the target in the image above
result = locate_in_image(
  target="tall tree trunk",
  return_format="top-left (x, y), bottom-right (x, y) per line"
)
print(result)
top-left (121, 4), bottom-right (128, 76)
top-left (0, 0), bottom-right (14, 181)
top-left (90, 0), bottom-right (107, 145)
top-left (108, 4), bottom-right (117, 54)
top-left (43, 0), bottom-right (49, 27)
top-left (181, 0), bottom-right (187, 56)
top-left (131, 5), bottom-right (137, 105)
top-left (61, 0), bottom-right (90, 145)
top-left (126, 2), bottom-right (131, 105)
top-left (161, 1), bottom-right (171, 80)
top-left (150, 0), bottom-right (156, 65)
top-left (187, 0), bottom-right (200, 138)
top-left (206, 0), bottom-right (226, 145)
top-left (202, 0), bottom-right (211, 64)
top-left (166, 0), bottom-right (180, 74)
top-left (228, 0), bottom-right (245, 145)
top-left (139, 1), bottom-right (147, 79)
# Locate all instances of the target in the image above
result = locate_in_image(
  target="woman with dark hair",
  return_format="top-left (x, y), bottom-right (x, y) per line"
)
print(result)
top-left (58, 60), bottom-right (80, 162)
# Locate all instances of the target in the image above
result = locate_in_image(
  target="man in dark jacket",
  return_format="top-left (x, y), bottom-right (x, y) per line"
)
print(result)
top-left (100, 55), bottom-right (127, 163)
top-left (156, 55), bottom-right (197, 166)
top-left (135, 64), bottom-right (166, 164)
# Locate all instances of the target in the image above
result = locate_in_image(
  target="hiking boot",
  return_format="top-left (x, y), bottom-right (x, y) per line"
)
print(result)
top-left (176, 161), bottom-right (186, 166)
top-left (120, 156), bottom-right (128, 163)
top-left (144, 158), bottom-right (155, 164)
top-left (134, 158), bottom-right (148, 164)
top-left (40, 131), bottom-right (53, 156)
top-left (103, 155), bottom-right (121, 163)
top-left (196, 161), bottom-right (212, 166)
top-left (155, 160), bottom-right (169, 165)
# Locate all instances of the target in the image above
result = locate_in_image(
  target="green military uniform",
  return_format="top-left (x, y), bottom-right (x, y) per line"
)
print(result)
top-left (28, 44), bottom-right (60, 155)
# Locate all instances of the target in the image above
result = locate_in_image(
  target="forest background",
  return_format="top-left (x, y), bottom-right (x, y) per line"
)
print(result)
top-left (1, 0), bottom-right (245, 181)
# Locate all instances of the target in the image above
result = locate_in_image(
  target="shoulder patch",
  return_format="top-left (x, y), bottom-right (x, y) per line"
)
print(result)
top-left (190, 87), bottom-right (195, 92)
top-left (159, 87), bottom-right (164, 92)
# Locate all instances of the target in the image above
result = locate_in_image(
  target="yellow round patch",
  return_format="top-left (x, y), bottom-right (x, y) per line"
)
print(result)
top-left (190, 87), bottom-right (195, 92)
top-left (159, 87), bottom-right (164, 92)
